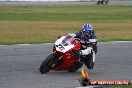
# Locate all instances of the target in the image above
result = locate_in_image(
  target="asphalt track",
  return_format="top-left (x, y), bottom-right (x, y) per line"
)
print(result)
top-left (0, 1), bottom-right (132, 6)
top-left (0, 42), bottom-right (132, 88)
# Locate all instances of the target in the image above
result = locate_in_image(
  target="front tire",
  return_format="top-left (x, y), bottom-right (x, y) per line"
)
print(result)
top-left (39, 53), bottom-right (56, 74)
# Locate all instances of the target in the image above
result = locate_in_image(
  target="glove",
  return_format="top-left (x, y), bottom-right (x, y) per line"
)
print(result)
top-left (72, 50), bottom-right (81, 57)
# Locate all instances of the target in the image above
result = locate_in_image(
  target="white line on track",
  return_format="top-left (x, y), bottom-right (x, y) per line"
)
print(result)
top-left (0, 41), bottom-right (131, 46)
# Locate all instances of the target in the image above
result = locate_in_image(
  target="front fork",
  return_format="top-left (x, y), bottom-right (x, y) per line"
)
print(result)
top-left (50, 52), bottom-right (62, 69)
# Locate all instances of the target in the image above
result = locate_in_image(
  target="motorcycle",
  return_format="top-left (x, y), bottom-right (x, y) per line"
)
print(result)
top-left (97, 0), bottom-right (109, 5)
top-left (39, 35), bottom-right (95, 74)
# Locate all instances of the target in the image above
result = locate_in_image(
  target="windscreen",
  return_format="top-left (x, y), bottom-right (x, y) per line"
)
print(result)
top-left (61, 35), bottom-right (75, 46)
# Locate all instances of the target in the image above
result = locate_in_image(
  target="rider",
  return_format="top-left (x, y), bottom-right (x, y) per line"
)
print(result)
top-left (69, 23), bottom-right (97, 70)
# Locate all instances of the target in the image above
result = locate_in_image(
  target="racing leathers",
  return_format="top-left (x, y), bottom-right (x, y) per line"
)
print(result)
top-left (69, 31), bottom-right (97, 69)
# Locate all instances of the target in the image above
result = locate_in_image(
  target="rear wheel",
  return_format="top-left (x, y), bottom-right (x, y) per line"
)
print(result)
top-left (39, 53), bottom-right (56, 74)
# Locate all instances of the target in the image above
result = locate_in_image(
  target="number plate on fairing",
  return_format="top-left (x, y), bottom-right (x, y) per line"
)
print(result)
top-left (55, 36), bottom-right (74, 53)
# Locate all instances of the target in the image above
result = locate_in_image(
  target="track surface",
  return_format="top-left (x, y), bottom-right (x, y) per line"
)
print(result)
top-left (0, 1), bottom-right (132, 6)
top-left (0, 42), bottom-right (132, 88)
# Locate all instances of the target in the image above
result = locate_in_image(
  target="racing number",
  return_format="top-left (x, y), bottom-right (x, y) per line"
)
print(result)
top-left (56, 44), bottom-right (65, 51)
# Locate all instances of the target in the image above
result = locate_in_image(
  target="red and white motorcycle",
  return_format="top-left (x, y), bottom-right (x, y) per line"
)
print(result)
top-left (39, 35), bottom-right (95, 74)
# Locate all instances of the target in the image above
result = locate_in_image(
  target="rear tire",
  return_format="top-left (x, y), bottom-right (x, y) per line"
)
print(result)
top-left (39, 53), bottom-right (56, 74)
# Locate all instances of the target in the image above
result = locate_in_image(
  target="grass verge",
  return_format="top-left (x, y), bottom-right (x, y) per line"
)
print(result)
top-left (0, 6), bottom-right (132, 44)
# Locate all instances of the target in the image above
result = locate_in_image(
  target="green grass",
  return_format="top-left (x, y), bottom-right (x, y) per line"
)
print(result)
top-left (0, 6), bottom-right (132, 21)
top-left (0, 6), bottom-right (132, 44)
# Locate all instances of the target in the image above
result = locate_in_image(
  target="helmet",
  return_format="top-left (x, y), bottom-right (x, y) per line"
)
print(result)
top-left (82, 23), bottom-right (93, 33)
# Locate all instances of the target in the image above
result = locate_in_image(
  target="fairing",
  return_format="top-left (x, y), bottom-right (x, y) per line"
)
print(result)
top-left (53, 35), bottom-right (81, 70)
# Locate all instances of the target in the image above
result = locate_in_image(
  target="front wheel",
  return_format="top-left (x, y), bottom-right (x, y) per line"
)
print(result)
top-left (39, 53), bottom-right (56, 74)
